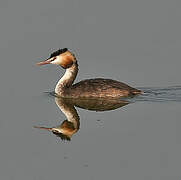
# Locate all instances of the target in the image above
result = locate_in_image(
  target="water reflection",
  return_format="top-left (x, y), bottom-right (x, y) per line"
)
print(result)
top-left (34, 97), bottom-right (129, 141)
top-left (34, 86), bottom-right (181, 140)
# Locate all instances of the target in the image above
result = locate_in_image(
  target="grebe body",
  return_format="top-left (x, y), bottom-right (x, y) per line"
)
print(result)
top-left (66, 78), bottom-right (141, 98)
top-left (37, 48), bottom-right (142, 98)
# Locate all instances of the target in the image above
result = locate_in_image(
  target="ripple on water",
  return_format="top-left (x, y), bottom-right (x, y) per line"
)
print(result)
top-left (131, 86), bottom-right (181, 103)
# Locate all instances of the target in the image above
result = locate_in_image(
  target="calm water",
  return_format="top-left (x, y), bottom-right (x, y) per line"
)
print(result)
top-left (1, 86), bottom-right (180, 180)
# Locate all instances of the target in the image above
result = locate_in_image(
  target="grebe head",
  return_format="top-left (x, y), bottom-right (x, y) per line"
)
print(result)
top-left (34, 120), bottom-right (77, 141)
top-left (37, 48), bottom-right (76, 69)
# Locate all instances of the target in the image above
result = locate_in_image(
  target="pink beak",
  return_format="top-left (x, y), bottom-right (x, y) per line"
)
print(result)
top-left (36, 57), bottom-right (56, 66)
top-left (34, 126), bottom-right (52, 131)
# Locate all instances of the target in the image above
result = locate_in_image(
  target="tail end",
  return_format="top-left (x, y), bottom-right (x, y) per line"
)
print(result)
top-left (132, 89), bottom-right (143, 95)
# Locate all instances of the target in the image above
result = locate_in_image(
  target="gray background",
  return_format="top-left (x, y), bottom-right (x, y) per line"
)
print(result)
top-left (0, 0), bottom-right (181, 180)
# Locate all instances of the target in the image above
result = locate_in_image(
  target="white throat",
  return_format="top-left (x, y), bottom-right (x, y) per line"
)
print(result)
top-left (55, 98), bottom-right (80, 129)
top-left (55, 63), bottom-right (78, 95)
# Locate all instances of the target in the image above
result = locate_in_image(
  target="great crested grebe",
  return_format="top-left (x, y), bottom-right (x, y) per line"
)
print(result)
top-left (37, 48), bottom-right (142, 98)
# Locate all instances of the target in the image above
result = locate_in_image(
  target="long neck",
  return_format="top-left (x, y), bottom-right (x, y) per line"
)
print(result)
top-left (55, 97), bottom-right (80, 130)
top-left (55, 62), bottom-right (78, 95)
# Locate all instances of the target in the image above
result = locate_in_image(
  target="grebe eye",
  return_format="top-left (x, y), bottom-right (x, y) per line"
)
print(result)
top-left (49, 57), bottom-right (56, 61)
top-left (52, 130), bottom-right (59, 133)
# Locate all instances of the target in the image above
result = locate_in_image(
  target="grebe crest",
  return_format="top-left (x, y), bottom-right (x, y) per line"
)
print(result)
top-left (49, 48), bottom-right (68, 58)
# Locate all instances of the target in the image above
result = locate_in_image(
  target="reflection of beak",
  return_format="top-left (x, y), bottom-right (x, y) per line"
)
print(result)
top-left (36, 57), bottom-right (55, 66)
top-left (34, 126), bottom-right (52, 131)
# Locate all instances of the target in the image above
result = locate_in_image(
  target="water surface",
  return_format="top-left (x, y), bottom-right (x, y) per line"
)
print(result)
top-left (1, 85), bottom-right (181, 180)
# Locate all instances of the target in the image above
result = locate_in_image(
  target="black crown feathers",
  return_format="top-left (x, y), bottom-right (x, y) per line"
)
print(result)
top-left (49, 48), bottom-right (68, 58)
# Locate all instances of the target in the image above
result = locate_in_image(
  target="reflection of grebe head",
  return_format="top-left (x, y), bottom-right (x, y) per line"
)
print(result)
top-left (52, 120), bottom-right (77, 141)
top-left (34, 120), bottom-right (77, 141)
top-left (36, 48), bottom-right (77, 69)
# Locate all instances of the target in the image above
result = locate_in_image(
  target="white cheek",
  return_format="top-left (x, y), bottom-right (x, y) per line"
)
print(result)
top-left (51, 56), bottom-right (63, 65)
top-left (53, 128), bottom-right (62, 133)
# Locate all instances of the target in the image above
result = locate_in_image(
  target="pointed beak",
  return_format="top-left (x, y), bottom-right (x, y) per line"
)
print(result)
top-left (33, 126), bottom-right (52, 131)
top-left (36, 57), bottom-right (56, 66)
